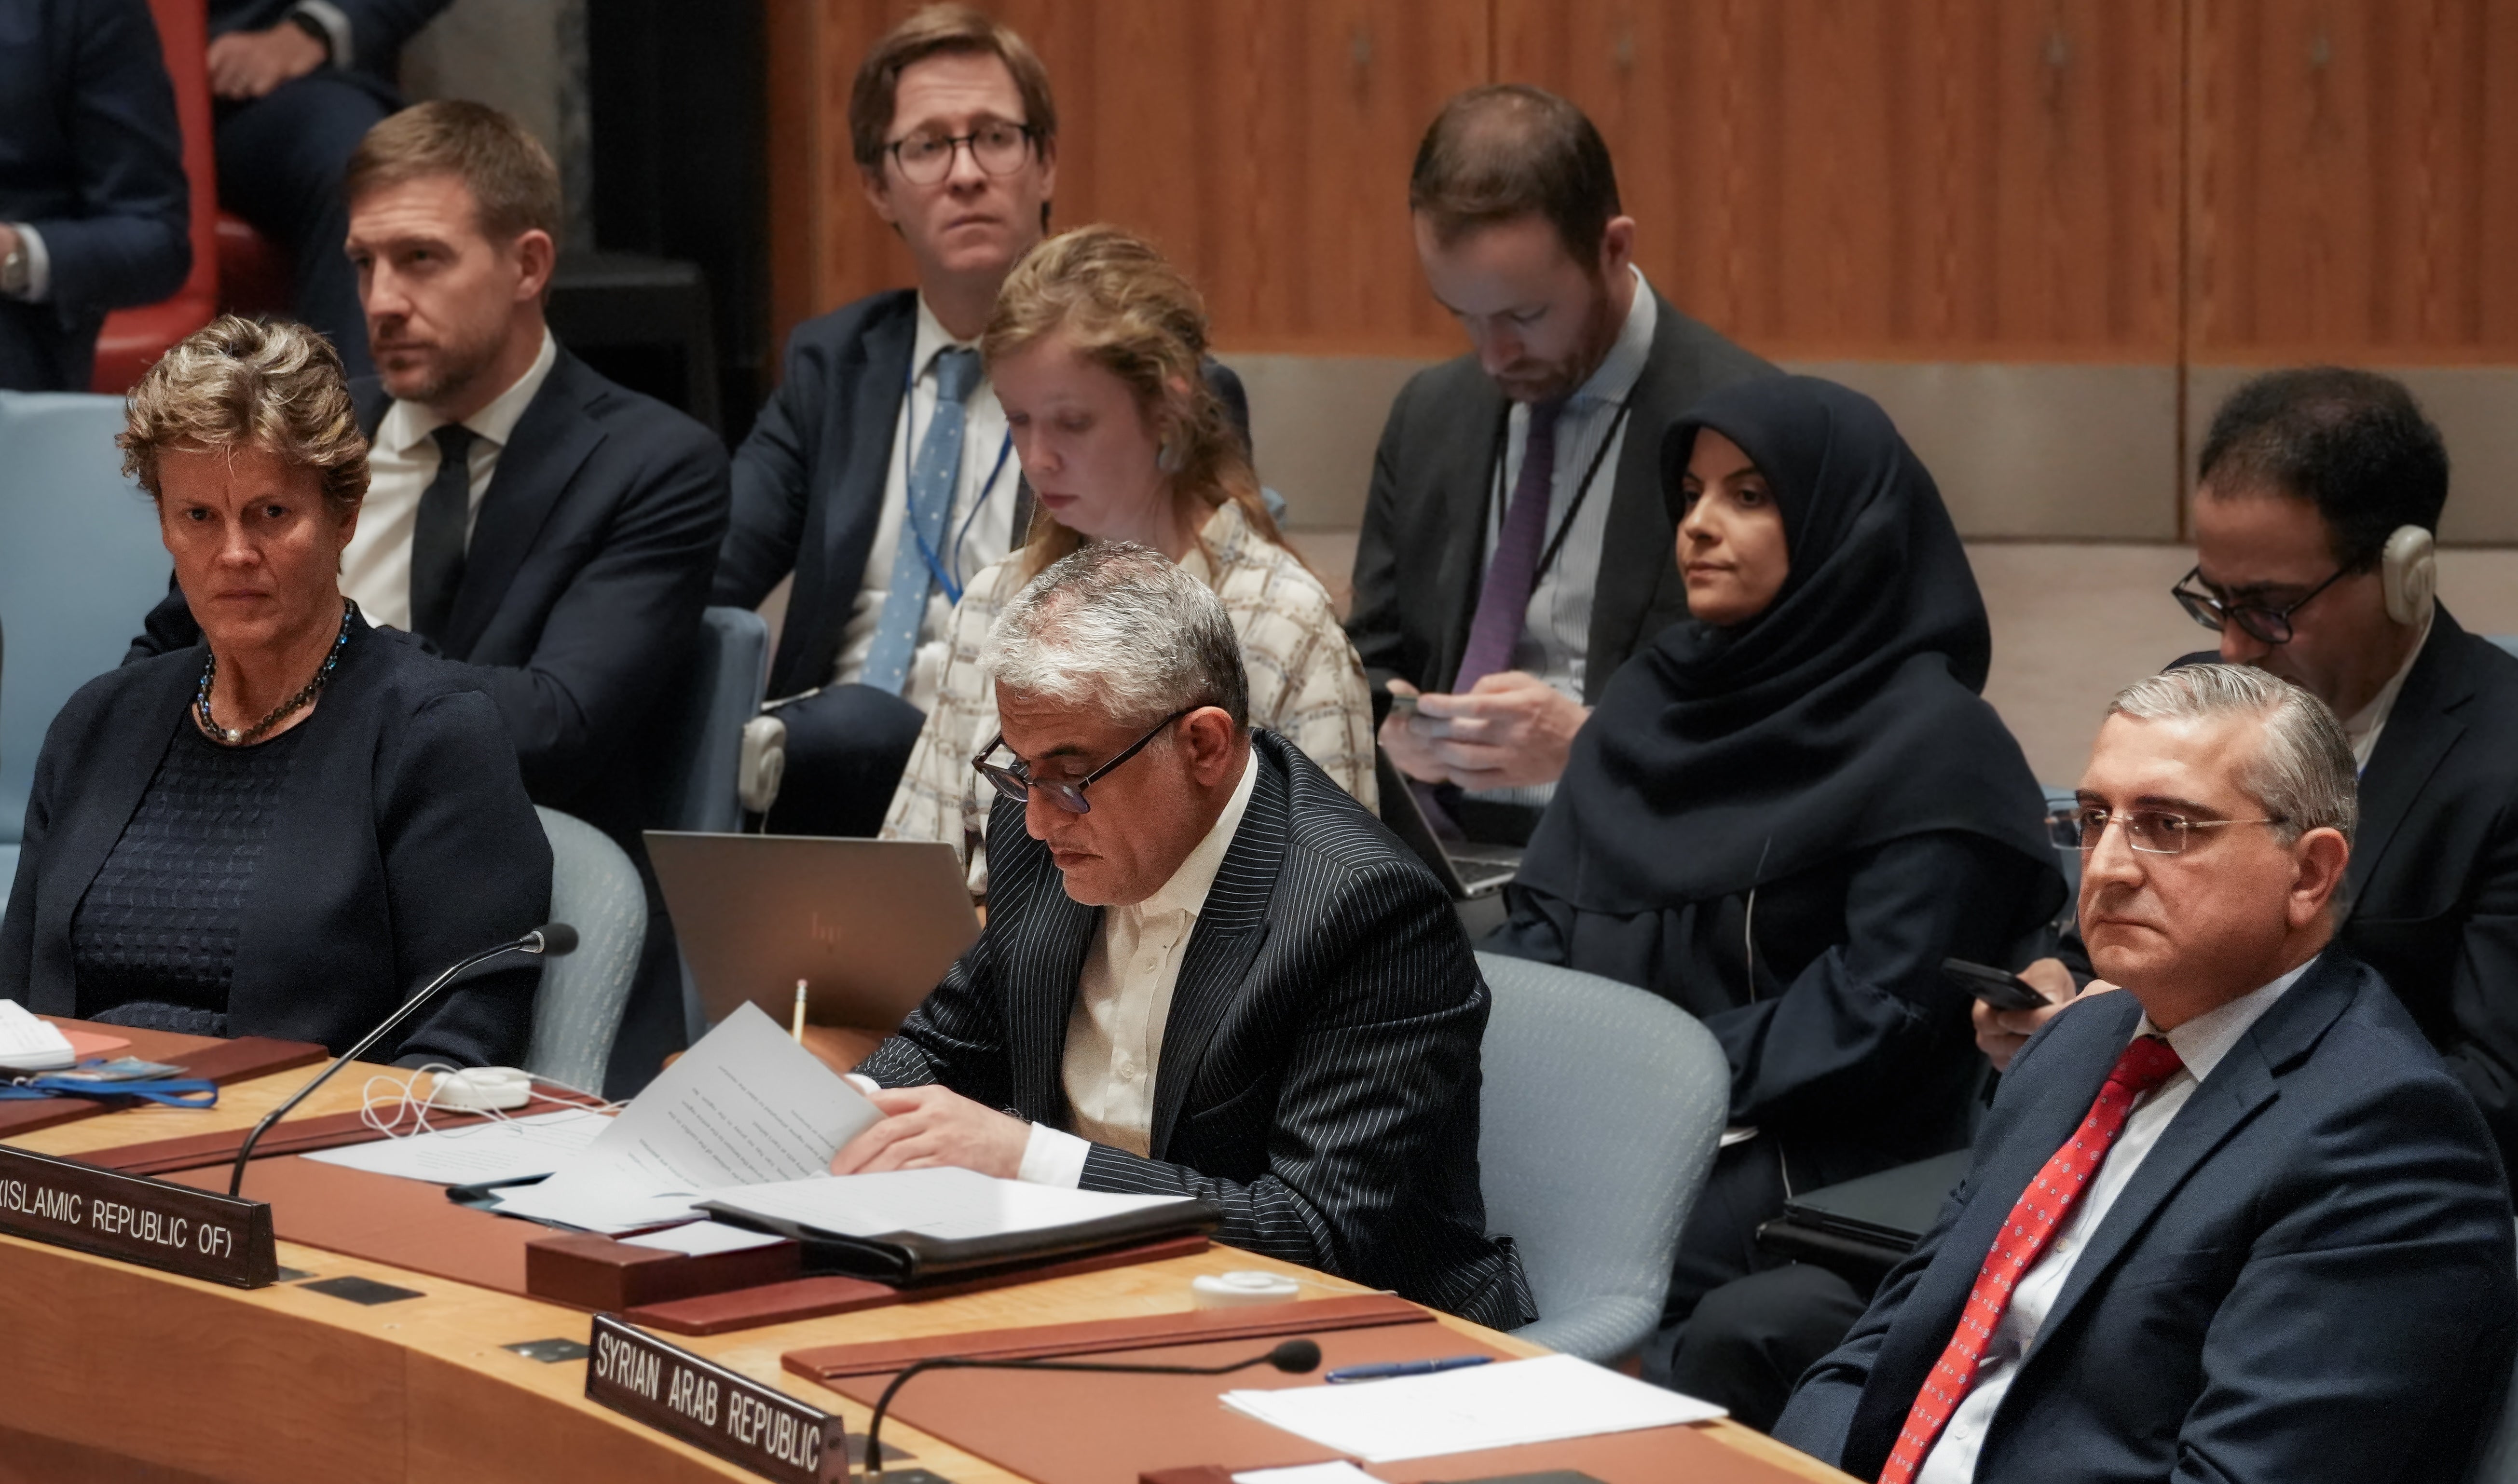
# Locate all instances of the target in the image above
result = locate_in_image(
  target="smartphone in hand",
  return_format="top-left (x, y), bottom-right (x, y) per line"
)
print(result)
top-left (1942, 957), bottom-right (2052, 1013)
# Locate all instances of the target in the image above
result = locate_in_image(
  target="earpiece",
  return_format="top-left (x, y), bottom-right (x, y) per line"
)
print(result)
top-left (2381, 524), bottom-right (2436, 628)
top-left (1155, 437), bottom-right (1183, 475)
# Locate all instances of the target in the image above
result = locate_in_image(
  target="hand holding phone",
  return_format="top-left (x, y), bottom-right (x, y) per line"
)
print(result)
top-left (1942, 957), bottom-right (2053, 1013)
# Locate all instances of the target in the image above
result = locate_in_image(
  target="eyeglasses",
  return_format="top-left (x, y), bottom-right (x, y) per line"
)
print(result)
top-left (2046, 804), bottom-right (2286, 856)
top-left (886, 121), bottom-right (1038, 186)
top-left (972, 709), bottom-right (1191, 815)
top-left (2170, 564), bottom-right (2351, 646)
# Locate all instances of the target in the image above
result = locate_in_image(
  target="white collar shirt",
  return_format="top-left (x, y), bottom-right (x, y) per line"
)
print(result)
top-left (824, 295), bottom-right (1020, 711)
top-left (1015, 749), bottom-right (1259, 1185)
top-left (1916, 958), bottom-right (2317, 1484)
top-left (344, 327), bottom-right (560, 631)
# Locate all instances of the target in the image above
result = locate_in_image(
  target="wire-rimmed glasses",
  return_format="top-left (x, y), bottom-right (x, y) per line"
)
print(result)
top-left (971, 709), bottom-right (1191, 815)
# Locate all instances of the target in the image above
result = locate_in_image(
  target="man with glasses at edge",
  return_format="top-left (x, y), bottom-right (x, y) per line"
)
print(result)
top-left (716, 6), bottom-right (1245, 839)
top-left (819, 545), bottom-right (1535, 1330)
top-left (1984, 368), bottom-right (2518, 1177)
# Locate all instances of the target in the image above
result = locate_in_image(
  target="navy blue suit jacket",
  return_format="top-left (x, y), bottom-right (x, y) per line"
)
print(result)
top-left (0, 0), bottom-right (190, 389)
top-left (716, 289), bottom-right (1255, 700)
top-left (1774, 950), bottom-right (2517, 1484)
top-left (129, 347), bottom-right (731, 847)
top-left (2, 617), bottom-right (549, 1067)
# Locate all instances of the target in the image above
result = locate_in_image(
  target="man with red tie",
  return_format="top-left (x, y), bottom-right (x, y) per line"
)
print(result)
top-left (1774, 662), bottom-right (2515, 1484)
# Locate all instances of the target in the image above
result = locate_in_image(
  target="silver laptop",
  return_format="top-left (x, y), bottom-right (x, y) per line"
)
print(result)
top-left (1375, 750), bottom-right (1523, 900)
top-left (646, 832), bottom-right (981, 1033)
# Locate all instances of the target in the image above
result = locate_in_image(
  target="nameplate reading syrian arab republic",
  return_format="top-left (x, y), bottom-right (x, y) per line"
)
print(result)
top-left (0, 1143), bottom-right (275, 1288)
top-left (588, 1312), bottom-right (847, 1483)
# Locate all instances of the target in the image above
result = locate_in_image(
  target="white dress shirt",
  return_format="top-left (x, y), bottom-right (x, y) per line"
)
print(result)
top-left (825, 296), bottom-right (1021, 711)
top-left (343, 327), bottom-right (559, 631)
top-left (1916, 958), bottom-right (2318, 1484)
top-left (2341, 608), bottom-right (2434, 771)
top-left (1015, 749), bottom-right (1259, 1187)
top-left (1468, 265), bottom-right (1655, 809)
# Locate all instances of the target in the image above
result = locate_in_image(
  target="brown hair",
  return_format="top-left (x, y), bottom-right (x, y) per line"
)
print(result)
top-left (849, 4), bottom-right (1058, 175)
top-left (344, 99), bottom-right (562, 245)
top-left (1410, 85), bottom-right (1622, 265)
top-left (120, 315), bottom-right (369, 517)
top-left (982, 226), bottom-right (1292, 580)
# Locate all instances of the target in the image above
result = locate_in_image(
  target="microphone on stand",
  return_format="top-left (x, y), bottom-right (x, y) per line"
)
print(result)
top-left (225, 923), bottom-right (577, 1197)
top-left (862, 1338), bottom-right (1320, 1479)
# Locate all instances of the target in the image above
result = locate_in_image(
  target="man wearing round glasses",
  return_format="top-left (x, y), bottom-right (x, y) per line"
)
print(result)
top-left (824, 545), bottom-right (1534, 1330)
top-left (1778, 663), bottom-right (2514, 1484)
top-left (1982, 369), bottom-right (2518, 1179)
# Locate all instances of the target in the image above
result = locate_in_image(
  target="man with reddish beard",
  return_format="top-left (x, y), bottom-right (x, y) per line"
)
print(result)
top-left (1351, 85), bottom-right (1774, 847)
top-left (129, 100), bottom-right (729, 1096)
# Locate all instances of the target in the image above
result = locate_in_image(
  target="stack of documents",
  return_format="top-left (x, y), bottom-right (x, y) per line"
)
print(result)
top-left (304, 1108), bottom-right (612, 1185)
top-left (1222, 1354), bottom-right (1723, 1462)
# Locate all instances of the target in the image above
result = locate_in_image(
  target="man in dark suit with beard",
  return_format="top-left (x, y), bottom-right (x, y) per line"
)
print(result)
top-left (829, 544), bottom-right (1533, 1329)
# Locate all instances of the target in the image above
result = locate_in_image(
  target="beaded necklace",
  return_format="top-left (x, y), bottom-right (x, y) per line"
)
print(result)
top-left (195, 599), bottom-right (356, 747)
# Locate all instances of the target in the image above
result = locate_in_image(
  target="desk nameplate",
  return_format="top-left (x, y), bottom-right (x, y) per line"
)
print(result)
top-left (588, 1312), bottom-right (848, 1483)
top-left (0, 1144), bottom-right (276, 1288)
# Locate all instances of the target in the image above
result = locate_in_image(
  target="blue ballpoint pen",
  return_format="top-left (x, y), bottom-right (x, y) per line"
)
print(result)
top-left (1322, 1355), bottom-right (1492, 1384)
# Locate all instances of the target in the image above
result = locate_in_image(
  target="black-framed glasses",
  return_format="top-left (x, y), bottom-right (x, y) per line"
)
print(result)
top-left (2046, 804), bottom-right (2285, 856)
top-left (2170, 564), bottom-right (2351, 646)
top-left (886, 121), bottom-right (1037, 186)
top-left (972, 709), bottom-right (1192, 815)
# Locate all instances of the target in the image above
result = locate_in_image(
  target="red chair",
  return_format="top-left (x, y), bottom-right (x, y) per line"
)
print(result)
top-left (217, 211), bottom-right (291, 317)
top-left (88, 0), bottom-right (220, 394)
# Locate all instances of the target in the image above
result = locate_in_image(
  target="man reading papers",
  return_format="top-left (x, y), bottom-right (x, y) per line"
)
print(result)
top-left (832, 544), bottom-right (1534, 1329)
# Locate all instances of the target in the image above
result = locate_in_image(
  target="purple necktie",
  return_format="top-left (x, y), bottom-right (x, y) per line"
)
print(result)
top-left (1453, 398), bottom-right (1565, 693)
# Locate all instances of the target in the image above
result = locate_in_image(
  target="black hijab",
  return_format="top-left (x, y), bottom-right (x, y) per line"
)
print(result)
top-left (1515, 375), bottom-right (2053, 914)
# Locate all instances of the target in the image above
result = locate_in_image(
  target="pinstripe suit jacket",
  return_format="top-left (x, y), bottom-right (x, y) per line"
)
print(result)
top-left (860, 729), bottom-right (1535, 1330)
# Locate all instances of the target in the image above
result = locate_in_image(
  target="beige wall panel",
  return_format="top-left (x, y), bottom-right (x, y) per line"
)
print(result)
top-left (1232, 352), bottom-right (1440, 531)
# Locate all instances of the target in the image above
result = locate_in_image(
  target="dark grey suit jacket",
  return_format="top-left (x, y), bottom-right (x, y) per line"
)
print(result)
top-left (1346, 289), bottom-right (1776, 707)
top-left (1775, 950), bottom-right (2516, 1484)
top-left (858, 729), bottom-right (1535, 1330)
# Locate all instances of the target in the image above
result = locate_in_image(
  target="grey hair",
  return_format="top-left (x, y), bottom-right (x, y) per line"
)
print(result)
top-left (2107, 663), bottom-right (2356, 844)
top-left (981, 543), bottom-right (1249, 729)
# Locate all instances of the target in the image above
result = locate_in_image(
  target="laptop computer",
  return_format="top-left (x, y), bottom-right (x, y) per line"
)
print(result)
top-left (645, 831), bottom-right (981, 1033)
top-left (1375, 749), bottom-right (1524, 900)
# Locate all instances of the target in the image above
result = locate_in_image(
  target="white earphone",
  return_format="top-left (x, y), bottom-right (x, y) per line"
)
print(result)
top-left (2381, 524), bottom-right (2437, 627)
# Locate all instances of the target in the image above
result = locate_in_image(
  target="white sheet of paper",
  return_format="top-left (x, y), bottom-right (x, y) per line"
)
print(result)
top-left (301, 1108), bottom-right (613, 1185)
top-left (1221, 1354), bottom-right (1723, 1463)
top-left (1232, 1464), bottom-right (1380, 1484)
top-left (700, 1166), bottom-right (1183, 1241)
top-left (493, 1003), bottom-right (882, 1232)
top-left (0, 1000), bottom-right (74, 1072)
top-left (620, 1220), bottom-right (789, 1256)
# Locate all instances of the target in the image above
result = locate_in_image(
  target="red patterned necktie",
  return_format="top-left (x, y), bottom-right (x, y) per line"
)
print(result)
top-left (1877, 1033), bottom-right (2186, 1484)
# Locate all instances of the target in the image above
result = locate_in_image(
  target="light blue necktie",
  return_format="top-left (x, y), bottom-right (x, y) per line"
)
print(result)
top-left (863, 347), bottom-right (981, 694)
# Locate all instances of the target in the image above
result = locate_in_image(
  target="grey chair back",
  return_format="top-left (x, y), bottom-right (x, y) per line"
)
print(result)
top-left (2490, 635), bottom-right (2518, 662)
top-left (1473, 951), bottom-right (1729, 1361)
top-left (0, 393), bottom-right (174, 844)
top-left (646, 605), bottom-right (771, 834)
top-left (526, 806), bottom-right (646, 1092)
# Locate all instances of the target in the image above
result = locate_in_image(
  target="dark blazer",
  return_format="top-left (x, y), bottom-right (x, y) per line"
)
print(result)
top-left (715, 289), bottom-right (1254, 700)
top-left (130, 346), bottom-right (731, 848)
top-left (0, 0), bottom-right (191, 391)
top-left (2, 617), bottom-right (550, 1066)
top-left (858, 728), bottom-right (1534, 1330)
top-left (1774, 951), bottom-right (2517, 1484)
top-left (2162, 607), bottom-right (2518, 1173)
top-left (208, 0), bottom-right (448, 82)
top-left (1346, 290), bottom-right (1777, 707)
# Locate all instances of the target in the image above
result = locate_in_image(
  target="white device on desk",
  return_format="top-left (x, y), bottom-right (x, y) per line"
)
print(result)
top-left (645, 832), bottom-right (981, 1033)
top-left (0, 999), bottom-right (76, 1072)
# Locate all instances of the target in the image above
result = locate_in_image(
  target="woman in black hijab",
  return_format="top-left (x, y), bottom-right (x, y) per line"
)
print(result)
top-left (1486, 375), bottom-right (2063, 1398)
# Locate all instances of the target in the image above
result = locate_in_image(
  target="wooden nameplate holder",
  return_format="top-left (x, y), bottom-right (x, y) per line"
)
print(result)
top-left (0, 1143), bottom-right (276, 1288)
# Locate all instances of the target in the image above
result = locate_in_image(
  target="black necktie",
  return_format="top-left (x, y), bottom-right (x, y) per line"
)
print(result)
top-left (410, 423), bottom-right (477, 640)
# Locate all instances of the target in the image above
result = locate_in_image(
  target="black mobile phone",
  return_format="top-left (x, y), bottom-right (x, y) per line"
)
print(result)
top-left (1942, 957), bottom-right (2051, 1013)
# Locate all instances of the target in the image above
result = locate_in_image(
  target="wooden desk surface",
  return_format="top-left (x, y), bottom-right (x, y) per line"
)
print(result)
top-left (0, 1060), bottom-right (1855, 1484)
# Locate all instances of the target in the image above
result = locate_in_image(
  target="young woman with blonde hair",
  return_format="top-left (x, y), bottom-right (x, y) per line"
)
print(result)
top-left (882, 225), bottom-right (1374, 889)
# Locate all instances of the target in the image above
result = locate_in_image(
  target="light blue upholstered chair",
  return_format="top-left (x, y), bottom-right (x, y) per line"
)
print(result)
top-left (0, 393), bottom-right (174, 846)
top-left (2490, 635), bottom-right (2518, 662)
top-left (1472, 951), bottom-right (1729, 1361)
top-left (526, 806), bottom-right (647, 1093)
top-left (647, 605), bottom-right (772, 834)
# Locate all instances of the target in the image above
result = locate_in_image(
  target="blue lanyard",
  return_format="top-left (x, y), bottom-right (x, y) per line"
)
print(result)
top-left (902, 357), bottom-right (1015, 607)
top-left (0, 1076), bottom-right (219, 1108)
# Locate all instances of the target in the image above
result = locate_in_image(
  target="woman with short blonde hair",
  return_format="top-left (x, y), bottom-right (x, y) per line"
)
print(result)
top-left (883, 227), bottom-right (1375, 889)
top-left (1, 316), bottom-right (549, 1066)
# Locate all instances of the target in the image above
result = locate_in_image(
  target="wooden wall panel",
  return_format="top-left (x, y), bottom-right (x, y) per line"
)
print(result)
top-left (771, 1), bottom-right (1488, 362)
top-left (1495, 0), bottom-right (2184, 360)
top-left (2189, 0), bottom-right (2518, 361)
